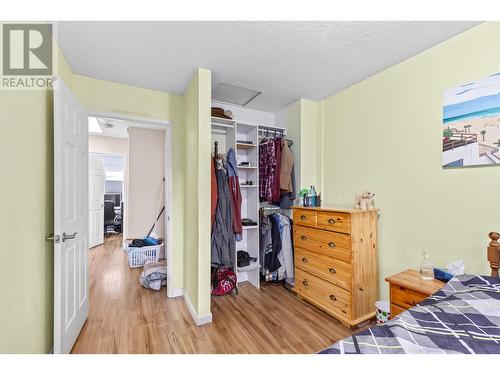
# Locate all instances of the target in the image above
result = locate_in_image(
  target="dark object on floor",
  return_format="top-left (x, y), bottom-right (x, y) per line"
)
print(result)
top-left (237, 250), bottom-right (257, 268)
top-left (241, 218), bottom-right (258, 226)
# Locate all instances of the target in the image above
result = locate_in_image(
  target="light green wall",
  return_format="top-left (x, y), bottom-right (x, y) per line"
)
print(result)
top-left (0, 89), bottom-right (54, 353)
top-left (183, 68), bottom-right (212, 317)
top-left (320, 22), bottom-right (496, 300)
top-left (281, 99), bottom-right (323, 194)
top-left (300, 99), bottom-right (323, 192)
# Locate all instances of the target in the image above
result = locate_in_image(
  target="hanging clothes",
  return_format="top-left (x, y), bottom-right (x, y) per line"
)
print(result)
top-left (259, 213), bottom-right (273, 273)
top-left (211, 165), bottom-right (235, 267)
top-left (211, 157), bottom-right (218, 227)
top-left (271, 138), bottom-right (282, 204)
top-left (259, 137), bottom-right (285, 204)
top-left (226, 148), bottom-right (242, 241)
top-left (259, 139), bottom-right (276, 203)
top-left (259, 212), bottom-right (294, 283)
top-left (274, 214), bottom-right (294, 284)
top-left (267, 213), bottom-right (282, 273)
top-left (280, 145), bottom-right (296, 209)
top-left (279, 138), bottom-right (294, 193)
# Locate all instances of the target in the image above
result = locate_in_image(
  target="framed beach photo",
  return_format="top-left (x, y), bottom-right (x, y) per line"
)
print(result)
top-left (443, 73), bottom-right (500, 168)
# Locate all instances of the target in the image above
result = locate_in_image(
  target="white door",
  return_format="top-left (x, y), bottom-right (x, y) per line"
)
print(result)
top-left (53, 79), bottom-right (89, 354)
top-left (88, 157), bottom-right (104, 248)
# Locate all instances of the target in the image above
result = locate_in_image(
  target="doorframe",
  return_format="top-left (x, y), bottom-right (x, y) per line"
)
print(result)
top-left (88, 111), bottom-right (175, 298)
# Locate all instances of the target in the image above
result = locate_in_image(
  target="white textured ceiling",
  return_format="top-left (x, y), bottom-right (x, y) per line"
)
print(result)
top-left (58, 21), bottom-right (480, 112)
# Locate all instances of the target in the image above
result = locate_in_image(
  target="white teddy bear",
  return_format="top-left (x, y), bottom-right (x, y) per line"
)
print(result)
top-left (354, 190), bottom-right (376, 210)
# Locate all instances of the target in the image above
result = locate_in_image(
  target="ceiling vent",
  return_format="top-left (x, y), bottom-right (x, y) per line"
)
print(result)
top-left (212, 83), bottom-right (261, 107)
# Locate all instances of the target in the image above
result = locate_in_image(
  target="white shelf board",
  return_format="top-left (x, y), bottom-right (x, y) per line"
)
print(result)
top-left (212, 122), bottom-right (234, 130)
top-left (240, 184), bottom-right (257, 188)
top-left (242, 225), bottom-right (258, 230)
top-left (237, 263), bottom-right (260, 272)
top-left (237, 166), bottom-right (257, 169)
top-left (236, 143), bottom-right (257, 149)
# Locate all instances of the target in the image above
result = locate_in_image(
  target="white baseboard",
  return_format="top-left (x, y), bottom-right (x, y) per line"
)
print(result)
top-left (183, 294), bottom-right (212, 326)
top-left (169, 288), bottom-right (184, 298)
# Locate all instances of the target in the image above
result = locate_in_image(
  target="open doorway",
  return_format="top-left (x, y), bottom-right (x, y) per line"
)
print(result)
top-left (70, 114), bottom-right (174, 352)
top-left (86, 114), bottom-right (172, 274)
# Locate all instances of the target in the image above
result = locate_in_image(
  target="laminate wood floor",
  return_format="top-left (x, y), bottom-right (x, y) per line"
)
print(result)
top-left (71, 234), bottom-right (366, 354)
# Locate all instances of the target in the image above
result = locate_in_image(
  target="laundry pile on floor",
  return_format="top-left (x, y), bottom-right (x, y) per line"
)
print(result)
top-left (139, 261), bottom-right (167, 291)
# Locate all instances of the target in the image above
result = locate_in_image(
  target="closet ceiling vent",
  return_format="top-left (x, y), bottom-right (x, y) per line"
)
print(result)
top-left (212, 82), bottom-right (261, 107)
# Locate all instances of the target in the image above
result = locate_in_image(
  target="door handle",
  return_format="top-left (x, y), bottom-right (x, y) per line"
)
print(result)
top-left (62, 232), bottom-right (78, 242)
top-left (45, 234), bottom-right (60, 243)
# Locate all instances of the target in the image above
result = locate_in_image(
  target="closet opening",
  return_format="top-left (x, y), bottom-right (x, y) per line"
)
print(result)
top-left (210, 103), bottom-right (296, 310)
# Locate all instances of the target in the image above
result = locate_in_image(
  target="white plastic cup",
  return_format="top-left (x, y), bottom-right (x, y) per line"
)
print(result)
top-left (375, 301), bottom-right (391, 324)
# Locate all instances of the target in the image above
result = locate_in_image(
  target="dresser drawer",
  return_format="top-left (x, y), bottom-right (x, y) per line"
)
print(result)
top-left (294, 248), bottom-right (351, 291)
top-left (293, 209), bottom-right (317, 228)
top-left (293, 225), bottom-right (351, 263)
top-left (295, 268), bottom-right (351, 319)
top-left (317, 211), bottom-right (351, 234)
top-left (390, 284), bottom-right (428, 310)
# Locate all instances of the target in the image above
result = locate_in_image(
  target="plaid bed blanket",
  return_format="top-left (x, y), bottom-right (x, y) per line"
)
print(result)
top-left (319, 274), bottom-right (500, 354)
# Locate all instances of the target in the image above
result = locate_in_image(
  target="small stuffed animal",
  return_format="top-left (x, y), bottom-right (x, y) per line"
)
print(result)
top-left (354, 190), bottom-right (376, 210)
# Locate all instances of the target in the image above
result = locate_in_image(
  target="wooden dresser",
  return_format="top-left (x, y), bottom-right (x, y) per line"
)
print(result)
top-left (385, 269), bottom-right (445, 318)
top-left (292, 206), bottom-right (379, 327)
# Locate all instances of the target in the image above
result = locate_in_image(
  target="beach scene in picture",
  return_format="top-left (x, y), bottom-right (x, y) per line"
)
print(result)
top-left (443, 72), bottom-right (500, 168)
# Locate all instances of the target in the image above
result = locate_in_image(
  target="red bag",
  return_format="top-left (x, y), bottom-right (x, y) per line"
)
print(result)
top-left (211, 267), bottom-right (237, 296)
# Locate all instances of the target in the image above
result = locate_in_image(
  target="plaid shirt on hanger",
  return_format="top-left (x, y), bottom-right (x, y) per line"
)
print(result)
top-left (259, 139), bottom-right (277, 202)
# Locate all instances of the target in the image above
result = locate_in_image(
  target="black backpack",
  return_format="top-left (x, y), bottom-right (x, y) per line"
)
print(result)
top-left (237, 251), bottom-right (257, 268)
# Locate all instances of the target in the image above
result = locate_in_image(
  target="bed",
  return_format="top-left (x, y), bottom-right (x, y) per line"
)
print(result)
top-left (319, 232), bottom-right (500, 354)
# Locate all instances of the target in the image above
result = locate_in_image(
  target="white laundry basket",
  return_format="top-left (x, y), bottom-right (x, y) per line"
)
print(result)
top-left (124, 240), bottom-right (164, 268)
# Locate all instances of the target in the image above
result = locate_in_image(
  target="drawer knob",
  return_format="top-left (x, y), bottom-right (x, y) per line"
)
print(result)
top-left (328, 218), bottom-right (336, 224)
top-left (301, 235), bottom-right (307, 241)
top-left (329, 267), bottom-right (336, 274)
top-left (301, 215), bottom-right (306, 220)
top-left (329, 294), bottom-right (337, 301)
top-left (302, 280), bottom-right (308, 286)
top-left (328, 242), bottom-right (336, 248)
top-left (302, 257), bottom-right (308, 263)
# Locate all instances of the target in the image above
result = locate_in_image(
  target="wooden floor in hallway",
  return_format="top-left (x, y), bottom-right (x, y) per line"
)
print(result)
top-left (71, 234), bottom-right (365, 354)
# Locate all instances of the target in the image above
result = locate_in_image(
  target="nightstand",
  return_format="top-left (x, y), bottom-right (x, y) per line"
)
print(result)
top-left (385, 269), bottom-right (445, 318)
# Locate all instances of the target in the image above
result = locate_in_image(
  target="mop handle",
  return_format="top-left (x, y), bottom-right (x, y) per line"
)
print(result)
top-left (146, 206), bottom-right (165, 238)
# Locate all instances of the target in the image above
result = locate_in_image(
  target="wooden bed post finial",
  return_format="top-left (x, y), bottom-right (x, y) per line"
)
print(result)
top-left (488, 232), bottom-right (500, 277)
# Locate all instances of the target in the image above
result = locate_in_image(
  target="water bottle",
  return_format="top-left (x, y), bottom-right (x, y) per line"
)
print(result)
top-left (420, 250), bottom-right (434, 280)
top-left (309, 185), bottom-right (316, 207)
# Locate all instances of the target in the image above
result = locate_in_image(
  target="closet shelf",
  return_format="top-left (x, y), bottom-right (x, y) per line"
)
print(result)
top-left (211, 116), bottom-right (235, 126)
top-left (237, 166), bottom-right (257, 169)
top-left (242, 225), bottom-right (258, 230)
top-left (236, 143), bottom-right (257, 149)
top-left (240, 184), bottom-right (258, 188)
top-left (237, 263), bottom-right (260, 272)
